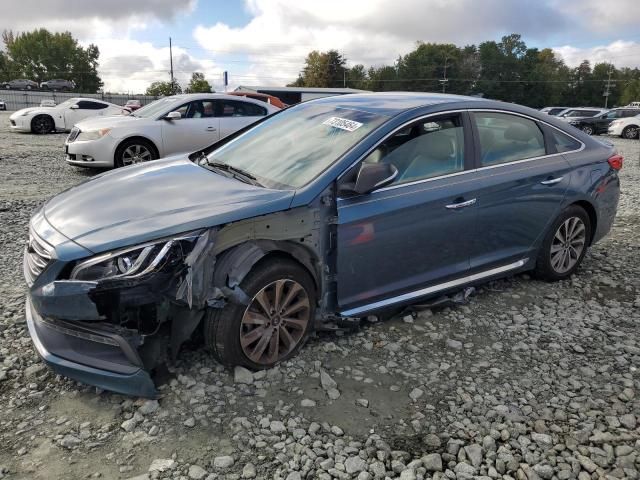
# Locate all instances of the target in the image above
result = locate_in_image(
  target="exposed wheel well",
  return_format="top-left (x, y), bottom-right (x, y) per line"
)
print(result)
top-left (571, 200), bottom-right (597, 245)
top-left (213, 242), bottom-right (321, 301)
top-left (114, 136), bottom-right (159, 162)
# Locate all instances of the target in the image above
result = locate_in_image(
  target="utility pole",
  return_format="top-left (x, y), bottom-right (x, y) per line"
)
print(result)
top-left (440, 55), bottom-right (449, 93)
top-left (603, 66), bottom-right (613, 109)
top-left (169, 37), bottom-right (175, 94)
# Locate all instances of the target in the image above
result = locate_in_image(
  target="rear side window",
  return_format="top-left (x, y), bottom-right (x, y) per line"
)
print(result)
top-left (77, 101), bottom-right (108, 110)
top-left (473, 112), bottom-right (546, 166)
top-left (217, 100), bottom-right (267, 117)
top-left (548, 128), bottom-right (582, 153)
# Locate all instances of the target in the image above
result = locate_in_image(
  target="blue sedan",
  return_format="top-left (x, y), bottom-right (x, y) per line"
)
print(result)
top-left (24, 93), bottom-right (622, 397)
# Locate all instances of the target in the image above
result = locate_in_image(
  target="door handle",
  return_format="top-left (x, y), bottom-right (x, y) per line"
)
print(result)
top-left (206, 127), bottom-right (217, 131)
top-left (540, 176), bottom-right (563, 185)
top-left (445, 198), bottom-right (476, 209)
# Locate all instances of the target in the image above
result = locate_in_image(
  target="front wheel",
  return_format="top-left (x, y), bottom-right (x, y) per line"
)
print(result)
top-left (114, 138), bottom-right (157, 168)
top-left (534, 205), bottom-right (591, 281)
top-left (204, 259), bottom-right (315, 369)
top-left (622, 126), bottom-right (639, 139)
top-left (581, 125), bottom-right (594, 135)
top-left (31, 115), bottom-right (54, 134)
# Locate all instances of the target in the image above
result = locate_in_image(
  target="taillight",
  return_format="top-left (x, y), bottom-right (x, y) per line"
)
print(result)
top-left (608, 154), bottom-right (623, 171)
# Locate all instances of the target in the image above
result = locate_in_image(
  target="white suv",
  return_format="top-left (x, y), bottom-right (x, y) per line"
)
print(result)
top-left (65, 93), bottom-right (280, 168)
top-left (608, 114), bottom-right (640, 139)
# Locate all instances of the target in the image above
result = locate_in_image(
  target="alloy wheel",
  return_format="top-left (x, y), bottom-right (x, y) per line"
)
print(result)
top-left (550, 216), bottom-right (586, 274)
top-left (121, 144), bottom-right (152, 165)
top-left (623, 127), bottom-right (638, 139)
top-left (240, 279), bottom-right (310, 366)
top-left (33, 116), bottom-right (51, 134)
top-left (582, 126), bottom-right (593, 135)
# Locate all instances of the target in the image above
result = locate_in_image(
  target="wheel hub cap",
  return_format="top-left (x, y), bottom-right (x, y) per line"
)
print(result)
top-left (550, 216), bottom-right (586, 274)
top-left (240, 279), bottom-right (310, 365)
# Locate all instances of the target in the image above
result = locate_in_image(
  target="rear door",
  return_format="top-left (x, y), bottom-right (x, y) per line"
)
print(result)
top-left (216, 99), bottom-right (268, 139)
top-left (465, 111), bottom-right (575, 272)
top-left (336, 112), bottom-right (478, 315)
top-left (161, 99), bottom-right (220, 156)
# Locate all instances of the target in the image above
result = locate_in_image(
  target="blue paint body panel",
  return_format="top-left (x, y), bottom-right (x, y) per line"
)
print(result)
top-left (24, 92), bottom-right (621, 397)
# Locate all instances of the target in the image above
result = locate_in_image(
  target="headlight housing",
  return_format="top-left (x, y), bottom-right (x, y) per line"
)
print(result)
top-left (70, 232), bottom-right (202, 281)
top-left (76, 128), bottom-right (112, 141)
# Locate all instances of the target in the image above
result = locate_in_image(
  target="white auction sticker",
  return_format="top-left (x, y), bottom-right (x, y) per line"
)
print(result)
top-left (322, 116), bottom-right (363, 132)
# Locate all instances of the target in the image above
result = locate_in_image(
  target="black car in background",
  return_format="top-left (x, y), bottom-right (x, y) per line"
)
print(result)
top-left (2, 79), bottom-right (39, 90)
top-left (570, 107), bottom-right (640, 135)
top-left (40, 79), bottom-right (76, 92)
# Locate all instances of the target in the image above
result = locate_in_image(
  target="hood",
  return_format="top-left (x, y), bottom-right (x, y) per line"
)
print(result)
top-left (75, 114), bottom-right (141, 131)
top-left (10, 107), bottom-right (44, 119)
top-left (43, 156), bottom-right (295, 254)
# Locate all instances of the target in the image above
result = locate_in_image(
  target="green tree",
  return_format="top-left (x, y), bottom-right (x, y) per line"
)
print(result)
top-left (186, 72), bottom-right (212, 93)
top-left (620, 79), bottom-right (640, 105)
top-left (146, 80), bottom-right (182, 96)
top-left (290, 50), bottom-right (347, 88)
top-left (2, 28), bottom-right (102, 92)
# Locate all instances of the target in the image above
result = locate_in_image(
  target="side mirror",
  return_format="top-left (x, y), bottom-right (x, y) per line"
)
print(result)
top-left (340, 163), bottom-right (398, 196)
top-left (164, 111), bottom-right (182, 120)
top-left (70, 104), bottom-right (79, 109)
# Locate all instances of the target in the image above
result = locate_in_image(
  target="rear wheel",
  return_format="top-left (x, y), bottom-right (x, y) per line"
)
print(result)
top-left (534, 205), bottom-right (590, 281)
top-left (581, 125), bottom-right (594, 135)
top-left (31, 115), bottom-right (54, 134)
top-left (114, 138), bottom-right (157, 168)
top-left (622, 125), bottom-right (639, 139)
top-left (204, 259), bottom-right (315, 369)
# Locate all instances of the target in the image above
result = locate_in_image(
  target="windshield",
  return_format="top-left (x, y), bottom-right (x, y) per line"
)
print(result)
top-left (132, 97), bottom-right (182, 118)
top-left (204, 103), bottom-right (388, 189)
top-left (56, 98), bottom-right (80, 109)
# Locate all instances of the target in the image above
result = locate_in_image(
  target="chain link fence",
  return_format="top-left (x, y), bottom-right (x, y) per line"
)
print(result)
top-left (0, 90), bottom-right (158, 111)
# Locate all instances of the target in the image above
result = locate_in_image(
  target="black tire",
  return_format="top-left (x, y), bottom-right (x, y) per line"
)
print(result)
top-left (581, 125), bottom-right (594, 135)
top-left (622, 125), bottom-right (639, 140)
top-left (31, 115), bottom-right (54, 134)
top-left (204, 259), bottom-right (315, 369)
top-left (114, 138), bottom-right (158, 168)
top-left (534, 205), bottom-right (591, 281)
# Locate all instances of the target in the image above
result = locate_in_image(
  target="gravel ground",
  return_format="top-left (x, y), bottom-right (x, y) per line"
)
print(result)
top-left (0, 110), bottom-right (638, 480)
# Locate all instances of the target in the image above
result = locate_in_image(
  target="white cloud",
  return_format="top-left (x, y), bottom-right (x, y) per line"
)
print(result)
top-left (553, 41), bottom-right (640, 69)
top-left (193, 0), bottom-right (569, 87)
top-left (91, 39), bottom-right (222, 93)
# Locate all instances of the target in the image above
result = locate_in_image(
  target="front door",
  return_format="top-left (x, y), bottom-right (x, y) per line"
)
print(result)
top-left (336, 112), bottom-right (478, 315)
top-left (161, 99), bottom-right (220, 156)
top-left (466, 111), bottom-right (573, 271)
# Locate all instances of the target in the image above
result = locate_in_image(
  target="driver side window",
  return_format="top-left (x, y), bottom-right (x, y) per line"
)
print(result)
top-left (362, 114), bottom-right (465, 185)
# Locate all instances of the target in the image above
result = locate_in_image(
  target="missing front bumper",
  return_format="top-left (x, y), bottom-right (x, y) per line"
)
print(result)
top-left (25, 297), bottom-right (158, 398)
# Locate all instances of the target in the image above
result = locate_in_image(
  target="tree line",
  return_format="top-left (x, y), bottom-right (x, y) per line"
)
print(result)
top-left (290, 34), bottom-right (640, 108)
top-left (0, 29), bottom-right (102, 93)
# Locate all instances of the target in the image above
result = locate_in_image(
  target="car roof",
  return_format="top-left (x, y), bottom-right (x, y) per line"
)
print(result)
top-left (159, 93), bottom-right (280, 109)
top-left (305, 92), bottom-right (525, 116)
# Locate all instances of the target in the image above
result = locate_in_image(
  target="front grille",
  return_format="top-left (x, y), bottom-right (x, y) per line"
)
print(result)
top-left (67, 127), bottom-right (80, 143)
top-left (23, 229), bottom-right (54, 285)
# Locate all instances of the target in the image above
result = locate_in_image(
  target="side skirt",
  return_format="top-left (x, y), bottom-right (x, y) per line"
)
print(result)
top-left (339, 258), bottom-right (528, 317)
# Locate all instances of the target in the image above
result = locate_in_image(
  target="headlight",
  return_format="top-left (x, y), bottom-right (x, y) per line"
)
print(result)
top-left (76, 128), bottom-right (112, 141)
top-left (70, 232), bottom-right (202, 281)
top-left (20, 111), bottom-right (31, 116)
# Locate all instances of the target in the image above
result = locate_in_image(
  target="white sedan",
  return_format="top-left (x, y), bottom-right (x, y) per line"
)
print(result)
top-left (608, 114), bottom-right (640, 139)
top-left (65, 93), bottom-right (280, 168)
top-left (9, 97), bottom-right (123, 134)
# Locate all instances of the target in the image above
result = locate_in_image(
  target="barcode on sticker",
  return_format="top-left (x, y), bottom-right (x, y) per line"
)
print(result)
top-left (322, 117), bottom-right (363, 132)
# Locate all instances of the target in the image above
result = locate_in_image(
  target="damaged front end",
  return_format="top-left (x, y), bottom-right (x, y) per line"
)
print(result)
top-left (25, 228), bottom-right (219, 398)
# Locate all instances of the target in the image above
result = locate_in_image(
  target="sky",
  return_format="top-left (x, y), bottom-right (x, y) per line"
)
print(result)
top-left (2, 0), bottom-right (640, 93)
